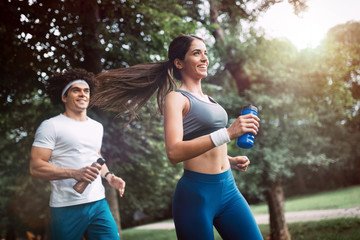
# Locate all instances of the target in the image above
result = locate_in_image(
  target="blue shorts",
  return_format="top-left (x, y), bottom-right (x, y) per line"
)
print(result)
top-left (172, 168), bottom-right (263, 240)
top-left (50, 198), bottom-right (119, 240)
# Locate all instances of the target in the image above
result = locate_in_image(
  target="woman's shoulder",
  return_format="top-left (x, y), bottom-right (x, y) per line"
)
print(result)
top-left (166, 90), bottom-right (186, 100)
top-left (165, 90), bottom-right (189, 108)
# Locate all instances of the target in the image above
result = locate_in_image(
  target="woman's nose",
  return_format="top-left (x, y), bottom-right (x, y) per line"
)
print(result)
top-left (201, 54), bottom-right (208, 61)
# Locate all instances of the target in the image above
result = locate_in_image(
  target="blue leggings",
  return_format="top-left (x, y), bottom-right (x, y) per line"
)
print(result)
top-left (50, 199), bottom-right (119, 240)
top-left (172, 168), bottom-right (263, 240)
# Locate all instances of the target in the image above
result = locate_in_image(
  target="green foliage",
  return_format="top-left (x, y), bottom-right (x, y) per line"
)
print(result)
top-left (324, 21), bottom-right (360, 99)
top-left (320, 22), bottom-right (360, 180)
top-left (221, 28), bottom-right (359, 203)
top-left (98, 0), bottom-right (201, 68)
top-left (0, 0), bottom-right (200, 234)
top-left (0, 91), bottom-right (59, 235)
top-left (1, 0), bottom-right (359, 236)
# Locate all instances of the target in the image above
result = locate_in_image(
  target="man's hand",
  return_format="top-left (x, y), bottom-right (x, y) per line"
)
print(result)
top-left (107, 174), bottom-right (126, 197)
top-left (229, 156), bottom-right (250, 172)
top-left (73, 165), bottom-right (101, 183)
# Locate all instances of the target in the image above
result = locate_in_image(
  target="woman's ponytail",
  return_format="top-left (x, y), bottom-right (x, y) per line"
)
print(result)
top-left (91, 34), bottom-right (205, 121)
top-left (91, 61), bottom-right (176, 119)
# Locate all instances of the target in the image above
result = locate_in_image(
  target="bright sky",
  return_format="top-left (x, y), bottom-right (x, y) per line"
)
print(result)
top-left (255, 0), bottom-right (360, 49)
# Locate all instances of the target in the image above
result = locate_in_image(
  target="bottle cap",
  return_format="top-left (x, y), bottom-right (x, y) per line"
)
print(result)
top-left (96, 158), bottom-right (106, 165)
top-left (242, 105), bottom-right (258, 112)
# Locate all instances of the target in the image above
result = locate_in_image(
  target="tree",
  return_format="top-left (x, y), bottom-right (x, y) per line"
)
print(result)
top-left (324, 21), bottom-right (360, 100)
top-left (206, 0), bottom-right (308, 93)
top-left (0, 0), bottom-right (199, 237)
top-left (1, 0), bottom-right (306, 237)
top-left (218, 30), bottom-right (356, 239)
top-left (4, 1), bottom-right (357, 239)
top-left (199, 1), bottom-right (307, 239)
top-left (319, 21), bottom-right (360, 187)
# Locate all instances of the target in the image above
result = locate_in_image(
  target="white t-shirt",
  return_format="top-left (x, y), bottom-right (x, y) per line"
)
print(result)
top-left (32, 114), bottom-right (106, 207)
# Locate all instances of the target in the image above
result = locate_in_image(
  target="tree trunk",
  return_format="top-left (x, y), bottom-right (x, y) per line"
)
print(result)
top-left (225, 62), bottom-right (251, 94)
top-left (75, 0), bottom-right (121, 234)
top-left (77, 0), bottom-right (103, 74)
top-left (265, 178), bottom-right (291, 240)
top-left (209, 0), bottom-right (250, 94)
top-left (44, 214), bottom-right (51, 240)
top-left (105, 184), bottom-right (122, 238)
top-left (294, 168), bottom-right (307, 193)
top-left (209, 0), bottom-right (225, 43)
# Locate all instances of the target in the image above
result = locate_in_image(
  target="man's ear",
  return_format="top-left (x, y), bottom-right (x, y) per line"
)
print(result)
top-left (61, 95), bottom-right (67, 103)
top-left (174, 58), bottom-right (183, 70)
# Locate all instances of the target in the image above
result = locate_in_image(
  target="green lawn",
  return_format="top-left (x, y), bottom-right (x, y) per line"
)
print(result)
top-left (251, 185), bottom-right (360, 214)
top-left (122, 186), bottom-right (360, 240)
top-left (123, 218), bottom-right (360, 240)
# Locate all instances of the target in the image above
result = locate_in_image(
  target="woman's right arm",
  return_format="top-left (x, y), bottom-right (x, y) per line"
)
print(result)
top-left (164, 91), bottom-right (260, 164)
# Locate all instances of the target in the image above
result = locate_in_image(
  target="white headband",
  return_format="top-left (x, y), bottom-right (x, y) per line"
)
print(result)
top-left (61, 80), bottom-right (90, 98)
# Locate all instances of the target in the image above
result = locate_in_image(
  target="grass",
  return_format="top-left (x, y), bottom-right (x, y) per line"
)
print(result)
top-left (284, 218), bottom-right (360, 240)
top-left (122, 186), bottom-right (360, 239)
top-left (250, 185), bottom-right (360, 214)
top-left (122, 229), bottom-right (177, 240)
top-left (122, 218), bottom-right (360, 240)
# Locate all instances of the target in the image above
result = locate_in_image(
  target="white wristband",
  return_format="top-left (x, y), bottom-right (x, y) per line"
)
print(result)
top-left (210, 128), bottom-right (230, 147)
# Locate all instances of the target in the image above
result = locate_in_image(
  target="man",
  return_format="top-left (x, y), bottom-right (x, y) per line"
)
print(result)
top-left (30, 68), bottom-right (125, 240)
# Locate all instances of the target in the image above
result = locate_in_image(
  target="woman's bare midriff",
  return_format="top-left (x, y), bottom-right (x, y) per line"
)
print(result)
top-left (183, 144), bottom-right (230, 174)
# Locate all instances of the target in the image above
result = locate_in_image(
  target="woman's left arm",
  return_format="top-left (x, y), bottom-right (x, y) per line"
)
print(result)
top-left (228, 155), bottom-right (250, 172)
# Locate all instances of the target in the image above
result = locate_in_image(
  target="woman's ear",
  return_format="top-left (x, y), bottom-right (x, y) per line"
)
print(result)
top-left (174, 58), bottom-right (183, 70)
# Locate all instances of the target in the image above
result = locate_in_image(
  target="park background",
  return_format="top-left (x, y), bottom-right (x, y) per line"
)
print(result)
top-left (1, 0), bottom-right (359, 239)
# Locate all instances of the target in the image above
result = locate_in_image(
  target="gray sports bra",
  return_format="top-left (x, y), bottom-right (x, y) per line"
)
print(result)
top-left (176, 90), bottom-right (228, 141)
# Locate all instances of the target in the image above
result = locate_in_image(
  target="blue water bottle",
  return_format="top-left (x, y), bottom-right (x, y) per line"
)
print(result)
top-left (237, 105), bottom-right (258, 149)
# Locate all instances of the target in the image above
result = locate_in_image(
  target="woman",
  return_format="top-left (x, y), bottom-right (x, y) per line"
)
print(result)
top-left (92, 34), bottom-right (262, 240)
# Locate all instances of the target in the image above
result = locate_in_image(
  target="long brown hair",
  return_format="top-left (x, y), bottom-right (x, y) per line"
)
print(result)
top-left (91, 34), bottom-right (205, 119)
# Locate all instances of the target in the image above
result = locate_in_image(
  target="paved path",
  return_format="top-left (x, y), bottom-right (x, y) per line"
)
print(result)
top-left (134, 206), bottom-right (360, 230)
